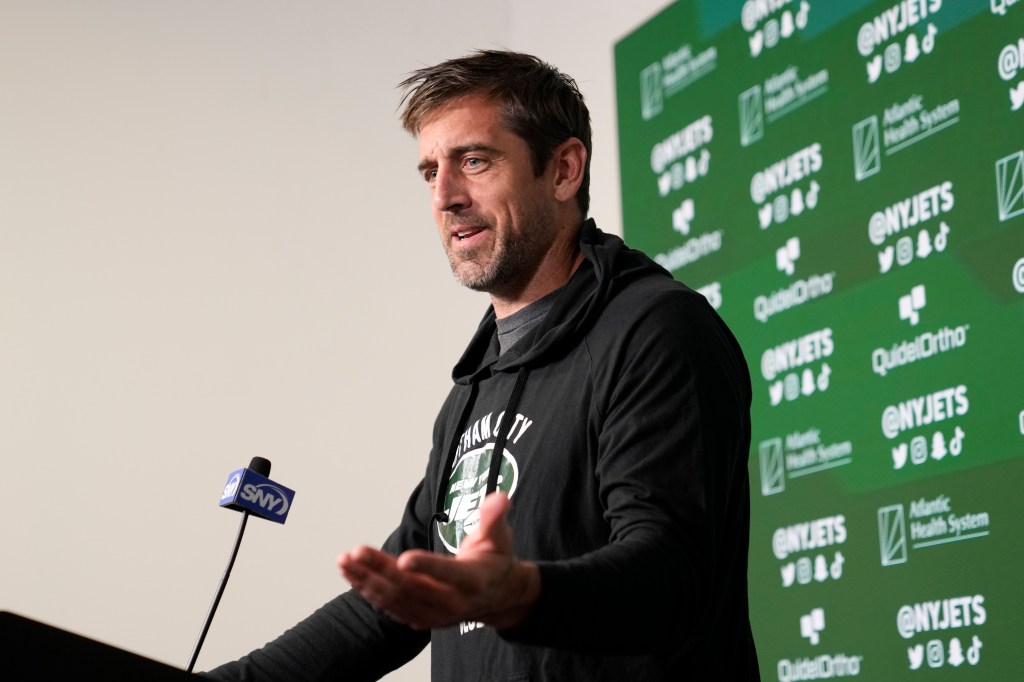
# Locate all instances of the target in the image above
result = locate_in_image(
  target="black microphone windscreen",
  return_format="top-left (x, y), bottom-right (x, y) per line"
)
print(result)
top-left (248, 457), bottom-right (271, 477)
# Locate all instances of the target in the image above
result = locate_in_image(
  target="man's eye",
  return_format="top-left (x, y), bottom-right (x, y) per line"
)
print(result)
top-left (424, 169), bottom-right (437, 182)
top-left (465, 158), bottom-right (485, 170)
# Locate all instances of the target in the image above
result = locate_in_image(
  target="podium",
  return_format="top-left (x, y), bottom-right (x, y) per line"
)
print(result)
top-left (2, 611), bottom-right (196, 680)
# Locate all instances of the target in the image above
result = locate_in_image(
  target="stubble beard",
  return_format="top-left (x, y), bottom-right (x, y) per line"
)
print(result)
top-left (445, 204), bottom-right (557, 297)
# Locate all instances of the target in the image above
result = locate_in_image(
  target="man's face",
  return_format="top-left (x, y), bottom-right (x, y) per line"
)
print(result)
top-left (417, 94), bottom-right (559, 296)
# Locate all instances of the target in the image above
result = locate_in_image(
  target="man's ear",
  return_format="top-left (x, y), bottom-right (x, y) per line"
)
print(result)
top-left (550, 138), bottom-right (587, 204)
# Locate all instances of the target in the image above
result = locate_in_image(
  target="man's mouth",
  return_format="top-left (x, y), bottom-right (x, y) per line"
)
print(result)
top-left (454, 227), bottom-right (484, 241)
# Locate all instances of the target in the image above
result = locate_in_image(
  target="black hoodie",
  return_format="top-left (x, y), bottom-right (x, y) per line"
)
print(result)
top-left (206, 221), bottom-right (759, 681)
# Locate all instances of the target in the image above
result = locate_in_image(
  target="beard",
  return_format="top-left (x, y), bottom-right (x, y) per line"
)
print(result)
top-left (443, 201), bottom-right (557, 296)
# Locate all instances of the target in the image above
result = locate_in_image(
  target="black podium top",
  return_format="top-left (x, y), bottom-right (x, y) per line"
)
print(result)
top-left (2, 611), bottom-right (195, 680)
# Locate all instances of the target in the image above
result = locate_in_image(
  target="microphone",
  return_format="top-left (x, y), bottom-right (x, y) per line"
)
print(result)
top-left (219, 456), bottom-right (296, 524)
top-left (187, 457), bottom-right (296, 672)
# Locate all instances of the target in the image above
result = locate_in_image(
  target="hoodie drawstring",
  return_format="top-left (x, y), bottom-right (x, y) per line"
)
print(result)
top-left (486, 366), bottom-right (529, 495)
top-left (430, 366), bottom-right (530, 550)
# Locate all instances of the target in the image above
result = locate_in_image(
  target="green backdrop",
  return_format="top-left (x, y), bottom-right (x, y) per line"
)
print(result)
top-left (615, 1), bottom-right (1022, 679)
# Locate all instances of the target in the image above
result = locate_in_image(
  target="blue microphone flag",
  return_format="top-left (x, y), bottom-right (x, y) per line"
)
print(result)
top-left (219, 467), bottom-right (295, 524)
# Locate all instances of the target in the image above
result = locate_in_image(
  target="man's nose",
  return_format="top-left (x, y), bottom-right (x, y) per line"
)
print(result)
top-left (433, 168), bottom-right (470, 212)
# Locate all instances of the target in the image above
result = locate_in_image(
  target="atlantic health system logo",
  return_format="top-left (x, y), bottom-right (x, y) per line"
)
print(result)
top-left (877, 494), bottom-right (991, 567)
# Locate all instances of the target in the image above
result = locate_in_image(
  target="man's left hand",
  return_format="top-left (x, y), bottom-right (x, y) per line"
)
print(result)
top-left (338, 492), bottom-right (540, 631)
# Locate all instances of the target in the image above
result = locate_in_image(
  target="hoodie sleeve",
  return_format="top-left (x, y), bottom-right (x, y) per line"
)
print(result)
top-left (200, 481), bottom-right (434, 682)
top-left (500, 288), bottom-right (753, 656)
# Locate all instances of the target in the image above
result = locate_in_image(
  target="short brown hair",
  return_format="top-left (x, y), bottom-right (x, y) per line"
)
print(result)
top-left (398, 50), bottom-right (592, 216)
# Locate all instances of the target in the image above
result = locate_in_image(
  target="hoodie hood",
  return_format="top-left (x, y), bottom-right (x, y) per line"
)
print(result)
top-left (451, 219), bottom-right (672, 381)
top-left (430, 219), bottom-right (675, 528)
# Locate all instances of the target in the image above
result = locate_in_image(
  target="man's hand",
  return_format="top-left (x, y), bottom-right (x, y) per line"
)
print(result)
top-left (338, 492), bottom-right (540, 631)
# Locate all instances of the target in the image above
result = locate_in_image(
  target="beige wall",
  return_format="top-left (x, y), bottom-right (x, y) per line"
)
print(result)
top-left (0, 1), bottom-right (669, 678)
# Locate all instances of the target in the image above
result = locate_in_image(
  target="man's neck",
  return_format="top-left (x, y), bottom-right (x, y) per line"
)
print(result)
top-left (490, 248), bottom-right (584, 319)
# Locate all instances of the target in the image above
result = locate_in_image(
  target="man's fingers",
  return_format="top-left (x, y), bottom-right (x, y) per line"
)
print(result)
top-left (398, 550), bottom-right (481, 591)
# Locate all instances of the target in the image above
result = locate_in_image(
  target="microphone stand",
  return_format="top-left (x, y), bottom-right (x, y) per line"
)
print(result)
top-left (186, 510), bottom-right (251, 673)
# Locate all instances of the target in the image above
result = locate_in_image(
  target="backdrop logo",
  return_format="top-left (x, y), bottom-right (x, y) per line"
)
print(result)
top-left (878, 504), bottom-right (908, 566)
top-left (750, 142), bottom-right (822, 229)
top-left (760, 437), bottom-right (785, 495)
top-left (853, 116), bottom-right (881, 180)
top-left (880, 384), bottom-right (968, 440)
top-left (741, 0), bottom-right (811, 58)
top-left (872, 323), bottom-right (969, 379)
top-left (899, 595), bottom-right (986, 670)
top-left (651, 115), bottom-right (713, 197)
top-left (898, 284), bottom-right (926, 325)
top-left (672, 198), bottom-right (695, 235)
top-left (753, 272), bottom-right (835, 324)
top-left (776, 237), bottom-right (801, 275)
top-left (640, 62), bottom-right (663, 120)
top-left (854, 97), bottom-right (960, 180)
top-left (877, 495), bottom-right (991, 567)
top-left (997, 37), bottom-right (1024, 110)
top-left (1013, 257), bottom-right (1024, 293)
top-left (868, 180), bottom-right (954, 274)
top-left (641, 44), bottom-right (718, 122)
top-left (896, 595), bottom-right (986, 639)
top-left (774, 513), bottom-right (848, 588)
top-left (995, 150), bottom-right (1024, 221)
top-left (739, 66), bottom-right (829, 146)
top-left (908, 637), bottom-right (984, 670)
top-left (856, 2), bottom-right (941, 83)
top-left (739, 85), bottom-right (764, 146)
top-left (992, 0), bottom-right (1022, 15)
top-left (800, 608), bottom-right (826, 645)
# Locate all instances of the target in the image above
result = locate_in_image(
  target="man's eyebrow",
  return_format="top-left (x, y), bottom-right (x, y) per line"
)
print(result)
top-left (416, 144), bottom-right (500, 173)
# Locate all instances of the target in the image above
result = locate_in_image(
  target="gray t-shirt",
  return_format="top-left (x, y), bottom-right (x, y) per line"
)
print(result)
top-left (495, 288), bottom-right (560, 355)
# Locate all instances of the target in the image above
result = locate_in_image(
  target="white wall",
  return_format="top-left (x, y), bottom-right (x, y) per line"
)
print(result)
top-left (0, 1), bottom-right (669, 678)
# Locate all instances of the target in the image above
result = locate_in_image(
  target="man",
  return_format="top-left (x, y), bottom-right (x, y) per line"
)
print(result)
top-left (206, 50), bottom-right (759, 681)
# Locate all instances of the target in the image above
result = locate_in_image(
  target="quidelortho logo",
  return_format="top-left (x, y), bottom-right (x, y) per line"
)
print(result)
top-left (898, 284), bottom-right (927, 326)
top-left (753, 272), bottom-right (835, 324)
top-left (773, 514), bottom-right (848, 588)
top-left (655, 179), bottom-right (723, 274)
top-left (739, 65), bottom-right (829, 147)
top-left (997, 37), bottom-right (1024, 111)
top-left (776, 237), bottom-right (801, 276)
top-left (641, 44), bottom-right (718, 122)
top-left (777, 607), bottom-right (864, 682)
top-left (871, 322), bottom-right (969, 379)
top-left (651, 115), bottom-right (712, 198)
top-left (761, 324), bottom-right (835, 407)
top-left (853, 95), bottom-right (960, 181)
top-left (992, 0), bottom-right (1022, 16)
top-left (653, 231), bottom-right (723, 274)
top-left (758, 427), bottom-right (853, 496)
top-left (898, 595), bottom-right (986, 670)
top-left (800, 608), bottom-right (826, 645)
top-left (672, 198), bottom-right (695, 236)
top-left (995, 150), bottom-right (1024, 221)
top-left (742, 0), bottom-right (811, 58)
top-left (751, 143), bottom-right (822, 230)
top-left (868, 181), bottom-right (954, 274)
top-left (856, 1), bottom-right (942, 84)
top-left (877, 494), bottom-right (991, 567)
